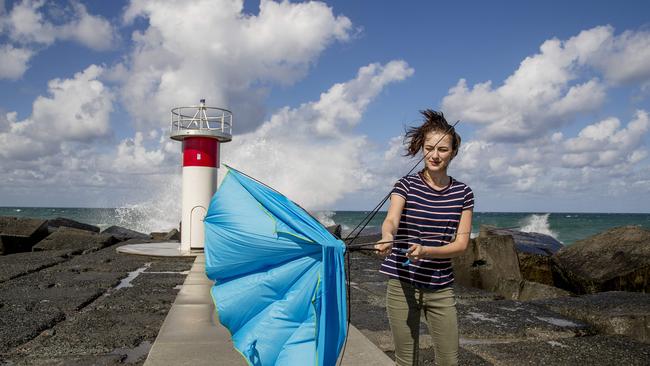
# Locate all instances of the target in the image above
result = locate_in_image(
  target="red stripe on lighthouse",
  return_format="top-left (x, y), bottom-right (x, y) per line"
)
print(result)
top-left (182, 137), bottom-right (219, 167)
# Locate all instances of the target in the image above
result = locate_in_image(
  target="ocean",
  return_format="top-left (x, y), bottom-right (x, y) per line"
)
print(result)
top-left (2, 207), bottom-right (649, 246)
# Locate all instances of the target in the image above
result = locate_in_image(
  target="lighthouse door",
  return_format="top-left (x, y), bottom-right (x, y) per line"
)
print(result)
top-left (190, 205), bottom-right (207, 249)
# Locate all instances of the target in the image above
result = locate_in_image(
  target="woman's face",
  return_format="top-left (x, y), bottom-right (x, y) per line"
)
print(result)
top-left (423, 132), bottom-right (454, 172)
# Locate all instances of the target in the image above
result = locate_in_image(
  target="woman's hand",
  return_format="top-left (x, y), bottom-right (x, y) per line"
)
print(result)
top-left (374, 236), bottom-right (393, 256)
top-left (406, 243), bottom-right (429, 261)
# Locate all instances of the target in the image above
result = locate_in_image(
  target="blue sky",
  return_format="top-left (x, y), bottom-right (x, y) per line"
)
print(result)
top-left (1, 0), bottom-right (649, 214)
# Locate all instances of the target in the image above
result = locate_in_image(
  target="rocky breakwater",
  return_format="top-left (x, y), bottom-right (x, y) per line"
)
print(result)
top-left (346, 227), bottom-right (650, 365)
top-left (0, 216), bottom-right (194, 365)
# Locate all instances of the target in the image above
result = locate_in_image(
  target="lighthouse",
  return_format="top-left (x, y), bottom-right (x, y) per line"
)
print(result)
top-left (170, 99), bottom-right (232, 253)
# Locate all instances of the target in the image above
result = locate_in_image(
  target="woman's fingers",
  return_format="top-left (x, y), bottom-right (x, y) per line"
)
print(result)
top-left (407, 244), bottom-right (421, 260)
top-left (374, 242), bottom-right (392, 256)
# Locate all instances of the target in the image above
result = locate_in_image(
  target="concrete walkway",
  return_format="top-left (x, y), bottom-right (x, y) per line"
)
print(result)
top-left (144, 254), bottom-right (393, 366)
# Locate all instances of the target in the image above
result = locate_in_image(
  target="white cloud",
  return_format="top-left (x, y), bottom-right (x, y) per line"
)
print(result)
top-left (3, 0), bottom-right (116, 49)
top-left (111, 132), bottom-right (167, 173)
top-left (441, 25), bottom-right (650, 142)
top-left (0, 44), bottom-right (34, 79)
top-left (4, 0), bottom-right (57, 45)
top-left (562, 110), bottom-right (649, 167)
top-left (57, 1), bottom-right (116, 51)
top-left (120, 0), bottom-right (353, 133)
top-left (0, 0), bottom-right (116, 78)
top-left (587, 27), bottom-right (650, 85)
top-left (0, 65), bottom-right (114, 160)
top-left (221, 60), bottom-right (413, 209)
top-left (444, 110), bottom-right (650, 198)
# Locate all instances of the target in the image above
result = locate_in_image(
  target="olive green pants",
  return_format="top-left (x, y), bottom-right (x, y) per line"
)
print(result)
top-left (386, 279), bottom-right (458, 366)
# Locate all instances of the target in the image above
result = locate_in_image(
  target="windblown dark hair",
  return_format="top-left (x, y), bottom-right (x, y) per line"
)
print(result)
top-left (404, 109), bottom-right (461, 157)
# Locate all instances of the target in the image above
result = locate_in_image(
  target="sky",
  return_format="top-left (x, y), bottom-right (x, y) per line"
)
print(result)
top-left (1, 0), bottom-right (649, 214)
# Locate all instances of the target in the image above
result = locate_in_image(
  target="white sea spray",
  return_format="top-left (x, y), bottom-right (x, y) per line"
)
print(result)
top-left (109, 175), bottom-right (182, 233)
top-left (520, 213), bottom-right (558, 239)
top-left (313, 210), bottom-right (336, 227)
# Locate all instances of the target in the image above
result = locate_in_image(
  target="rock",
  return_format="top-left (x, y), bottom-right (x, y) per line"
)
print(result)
top-left (458, 299), bottom-right (593, 342)
top-left (47, 217), bottom-right (99, 233)
top-left (454, 285), bottom-right (503, 305)
top-left (0, 250), bottom-right (73, 283)
top-left (552, 225), bottom-right (650, 294)
top-left (532, 291), bottom-right (650, 343)
top-left (351, 233), bottom-right (381, 244)
top-left (11, 273), bottom-right (185, 362)
top-left (0, 304), bottom-right (65, 353)
top-left (495, 279), bottom-right (572, 301)
top-left (464, 335), bottom-right (650, 366)
top-left (149, 232), bottom-right (167, 241)
top-left (32, 227), bottom-right (115, 253)
top-left (385, 347), bottom-right (492, 366)
top-left (149, 228), bottom-right (180, 241)
top-left (0, 216), bottom-right (49, 254)
top-left (480, 225), bottom-right (564, 256)
top-left (453, 234), bottom-right (522, 292)
top-left (518, 280), bottom-right (572, 301)
top-left (326, 224), bottom-right (342, 239)
top-left (12, 354), bottom-right (128, 365)
top-left (518, 252), bottom-right (555, 285)
top-left (101, 226), bottom-right (149, 242)
top-left (165, 228), bottom-right (180, 241)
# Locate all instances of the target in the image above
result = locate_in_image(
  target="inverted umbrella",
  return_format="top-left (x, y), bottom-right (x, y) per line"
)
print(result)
top-left (204, 166), bottom-right (347, 366)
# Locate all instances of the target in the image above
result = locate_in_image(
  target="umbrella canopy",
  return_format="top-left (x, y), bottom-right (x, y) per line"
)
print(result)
top-left (204, 166), bottom-right (347, 366)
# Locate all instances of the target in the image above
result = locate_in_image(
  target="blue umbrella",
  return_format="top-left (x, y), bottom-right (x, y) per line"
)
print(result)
top-left (204, 166), bottom-right (347, 366)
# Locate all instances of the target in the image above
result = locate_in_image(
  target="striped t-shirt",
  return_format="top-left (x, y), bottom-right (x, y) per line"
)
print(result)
top-left (379, 172), bottom-right (474, 289)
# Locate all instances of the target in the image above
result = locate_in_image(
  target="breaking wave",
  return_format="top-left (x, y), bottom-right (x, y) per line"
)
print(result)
top-left (519, 213), bottom-right (557, 238)
top-left (105, 176), bottom-right (182, 233)
top-left (314, 210), bottom-right (336, 227)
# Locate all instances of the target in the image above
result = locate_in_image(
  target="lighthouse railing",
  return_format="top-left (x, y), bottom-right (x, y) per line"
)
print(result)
top-left (170, 106), bottom-right (233, 136)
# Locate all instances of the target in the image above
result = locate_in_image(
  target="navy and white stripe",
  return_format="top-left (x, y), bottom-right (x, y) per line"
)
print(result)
top-left (380, 172), bottom-right (474, 289)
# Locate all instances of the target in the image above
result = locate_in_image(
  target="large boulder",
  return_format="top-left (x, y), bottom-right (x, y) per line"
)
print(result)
top-left (452, 234), bottom-right (522, 292)
top-left (552, 226), bottom-right (650, 294)
top-left (518, 252), bottom-right (555, 286)
top-left (101, 226), bottom-right (149, 242)
top-left (32, 227), bottom-right (115, 253)
top-left (0, 216), bottom-right (49, 254)
top-left (149, 228), bottom-right (180, 241)
top-left (47, 217), bottom-right (100, 233)
top-left (480, 226), bottom-right (562, 287)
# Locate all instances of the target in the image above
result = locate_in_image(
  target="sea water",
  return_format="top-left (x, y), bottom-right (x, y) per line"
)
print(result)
top-left (2, 207), bottom-right (649, 246)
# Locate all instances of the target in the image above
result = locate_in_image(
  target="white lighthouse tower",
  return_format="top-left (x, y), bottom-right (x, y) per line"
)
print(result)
top-left (170, 99), bottom-right (232, 254)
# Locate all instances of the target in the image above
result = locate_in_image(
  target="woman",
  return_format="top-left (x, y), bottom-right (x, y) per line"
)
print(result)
top-left (375, 109), bottom-right (473, 366)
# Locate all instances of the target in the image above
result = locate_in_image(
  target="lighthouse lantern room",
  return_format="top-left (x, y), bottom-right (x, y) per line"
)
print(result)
top-left (170, 99), bottom-right (232, 253)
